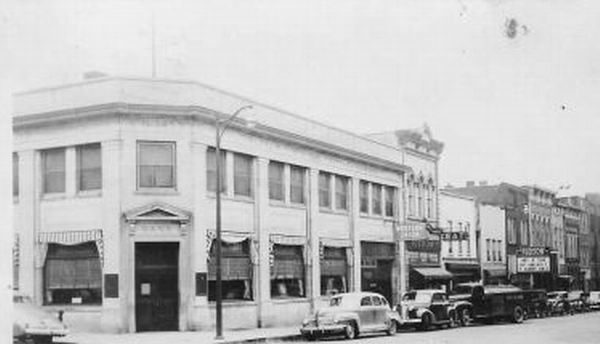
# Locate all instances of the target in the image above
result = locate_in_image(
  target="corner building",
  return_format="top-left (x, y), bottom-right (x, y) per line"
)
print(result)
top-left (12, 77), bottom-right (444, 333)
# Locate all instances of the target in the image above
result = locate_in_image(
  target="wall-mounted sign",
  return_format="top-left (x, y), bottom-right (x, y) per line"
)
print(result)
top-left (517, 256), bottom-right (550, 273)
top-left (104, 274), bottom-right (119, 298)
top-left (195, 272), bottom-right (207, 296)
top-left (398, 224), bottom-right (429, 241)
top-left (406, 239), bottom-right (440, 253)
top-left (440, 232), bottom-right (470, 241)
top-left (518, 247), bottom-right (547, 256)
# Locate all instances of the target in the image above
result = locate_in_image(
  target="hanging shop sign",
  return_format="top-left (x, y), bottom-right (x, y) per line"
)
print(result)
top-left (406, 239), bottom-right (440, 253)
top-left (397, 223), bottom-right (429, 241)
top-left (440, 232), bottom-right (470, 241)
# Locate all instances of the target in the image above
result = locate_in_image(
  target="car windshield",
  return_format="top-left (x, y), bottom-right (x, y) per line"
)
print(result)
top-left (402, 292), bottom-right (431, 303)
top-left (452, 285), bottom-right (473, 294)
top-left (329, 296), bottom-right (343, 307)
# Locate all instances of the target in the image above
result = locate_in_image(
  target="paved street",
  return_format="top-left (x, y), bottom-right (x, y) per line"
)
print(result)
top-left (279, 312), bottom-right (600, 344)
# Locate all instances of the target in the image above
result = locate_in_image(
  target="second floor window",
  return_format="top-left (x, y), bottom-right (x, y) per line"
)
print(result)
top-left (359, 181), bottom-right (369, 214)
top-left (384, 187), bottom-right (395, 217)
top-left (319, 172), bottom-right (331, 208)
top-left (43, 148), bottom-right (66, 194)
top-left (372, 184), bottom-right (382, 215)
top-left (13, 153), bottom-right (18, 197)
top-left (77, 143), bottom-right (102, 191)
top-left (335, 176), bottom-right (349, 210)
top-left (206, 147), bottom-right (227, 193)
top-left (138, 141), bottom-right (175, 188)
top-left (269, 161), bottom-right (285, 201)
top-left (234, 153), bottom-right (253, 197)
top-left (289, 165), bottom-right (306, 204)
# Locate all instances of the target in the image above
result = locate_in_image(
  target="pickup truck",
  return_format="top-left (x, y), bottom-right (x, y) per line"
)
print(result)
top-left (449, 283), bottom-right (527, 324)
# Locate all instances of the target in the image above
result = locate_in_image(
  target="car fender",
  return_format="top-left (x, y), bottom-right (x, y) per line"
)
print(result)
top-left (415, 307), bottom-right (435, 321)
top-left (332, 312), bottom-right (361, 330)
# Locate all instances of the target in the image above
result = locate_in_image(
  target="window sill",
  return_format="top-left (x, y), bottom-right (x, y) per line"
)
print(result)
top-left (76, 190), bottom-right (102, 198)
top-left (271, 297), bottom-right (308, 304)
top-left (269, 201), bottom-right (307, 210)
top-left (208, 300), bottom-right (256, 307)
top-left (41, 193), bottom-right (67, 201)
top-left (359, 214), bottom-right (395, 221)
top-left (42, 304), bottom-right (102, 312)
top-left (135, 188), bottom-right (179, 196)
top-left (319, 208), bottom-right (349, 216)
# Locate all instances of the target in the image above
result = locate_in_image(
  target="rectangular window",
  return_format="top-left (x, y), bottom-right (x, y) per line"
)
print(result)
top-left (371, 184), bottom-right (382, 215)
top-left (498, 240), bottom-right (502, 262)
top-left (408, 182), bottom-right (415, 216)
top-left (208, 240), bottom-right (253, 301)
top-left (465, 223), bottom-right (471, 256)
top-left (13, 153), bottom-right (18, 197)
top-left (138, 141), bottom-right (175, 188)
top-left (268, 161), bottom-right (285, 201)
top-left (492, 240), bottom-right (497, 261)
top-left (359, 181), bottom-right (369, 214)
top-left (271, 245), bottom-right (305, 298)
top-left (320, 247), bottom-right (348, 296)
top-left (385, 186), bottom-right (395, 217)
top-left (486, 239), bottom-right (491, 262)
top-left (319, 172), bottom-right (331, 208)
top-left (458, 223), bottom-right (463, 256)
top-left (234, 153), bottom-right (253, 197)
top-left (289, 165), bottom-right (306, 204)
top-left (44, 242), bottom-right (102, 305)
top-left (206, 147), bottom-right (227, 193)
top-left (42, 148), bottom-right (66, 193)
top-left (77, 143), bottom-right (102, 191)
top-left (335, 175), bottom-right (349, 210)
top-left (426, 186), bottom-right (432, 218)
top-left (447, 221), bottom-right (453, 254)
top-left (417, 185), bottom-right (423, 218)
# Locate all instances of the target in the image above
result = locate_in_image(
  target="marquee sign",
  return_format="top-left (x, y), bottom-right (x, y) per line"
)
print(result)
top-left (517, 246), bottom-right (550, 273)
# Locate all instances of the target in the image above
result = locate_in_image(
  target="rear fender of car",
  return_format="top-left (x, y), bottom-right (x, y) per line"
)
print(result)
top-left (415, 308), bottom-right (435, 320)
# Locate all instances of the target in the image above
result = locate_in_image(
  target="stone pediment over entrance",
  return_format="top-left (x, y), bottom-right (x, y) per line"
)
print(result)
top-left (124, 202), bottom-right (191, 223)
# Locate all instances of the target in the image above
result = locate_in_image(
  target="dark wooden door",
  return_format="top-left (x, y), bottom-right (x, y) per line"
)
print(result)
top-left (135, 242), bottom-right (179, 332)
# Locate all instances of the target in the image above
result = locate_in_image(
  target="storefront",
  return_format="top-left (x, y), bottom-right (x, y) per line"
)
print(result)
top-left (360, 241), bottom-right (395, 303)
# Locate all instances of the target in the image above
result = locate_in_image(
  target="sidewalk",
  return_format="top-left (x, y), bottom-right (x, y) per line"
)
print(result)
top-left (61, 327), bottom-right (301, 344)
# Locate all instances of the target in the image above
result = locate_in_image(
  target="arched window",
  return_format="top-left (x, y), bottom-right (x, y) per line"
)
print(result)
top-left (407, 176), bottom-right (415, 216)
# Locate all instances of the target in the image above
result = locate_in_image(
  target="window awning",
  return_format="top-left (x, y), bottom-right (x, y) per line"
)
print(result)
top-left (484, 268), bottom-right (507, 278)
top-left (38, 229), bottom-right (102, 245)
top-left (270, 234), bottom-right (306, 246)
top-left (413, 267), bottom-right (453, 280)
top-left (320, 237), bottom-right (352, 248)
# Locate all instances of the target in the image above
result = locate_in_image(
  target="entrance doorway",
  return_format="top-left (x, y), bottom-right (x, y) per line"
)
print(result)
top-left (135, 242), bottom-right (179, 332)
top-left (361, 259), bottom-right (393, 303)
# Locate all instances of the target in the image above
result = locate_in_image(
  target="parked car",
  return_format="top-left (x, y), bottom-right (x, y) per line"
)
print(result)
top-left (300, 292), bottom-right (400, 340)
top-left (547, 291), bottom-right (572, 316)
top-left (567, 290), bottom-right (589, 312)
top-left (588, 291), bottom-right (600, 310)
top-left (396, 289), bottom-right (457, 331)
top-left (522, 289), bottom-right (549, 318)
top-left (13, 294), bottom-right (68, 344)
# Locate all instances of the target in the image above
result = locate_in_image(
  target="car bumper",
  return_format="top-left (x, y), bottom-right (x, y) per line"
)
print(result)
top-left (25, 328), bottom-right (69, 337)
top-left (300, 324), bottom-right (346, 336)
top-left (398, 318), bottom-right (422, 325)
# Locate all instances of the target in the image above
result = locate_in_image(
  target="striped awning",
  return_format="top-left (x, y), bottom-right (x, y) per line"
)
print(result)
top-left (38, 229), bottom-right (103, 245)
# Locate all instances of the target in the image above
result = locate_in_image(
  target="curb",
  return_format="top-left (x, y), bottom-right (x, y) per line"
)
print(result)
top-left (217, 333), bottom-right (303, 344)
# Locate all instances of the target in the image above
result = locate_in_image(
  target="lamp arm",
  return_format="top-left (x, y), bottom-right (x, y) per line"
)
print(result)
top-left (217, 105), bottom-right (253, 139)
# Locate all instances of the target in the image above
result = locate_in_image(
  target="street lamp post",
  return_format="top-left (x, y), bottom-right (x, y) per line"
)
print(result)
top-left (215, 105), bottom-right (253, 340)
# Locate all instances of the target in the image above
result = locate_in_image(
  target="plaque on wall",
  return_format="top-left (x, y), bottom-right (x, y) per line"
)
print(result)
top-left (195, 272), bottom-right (208, 296)
top-left (104, 274), bottom-right (119, 298)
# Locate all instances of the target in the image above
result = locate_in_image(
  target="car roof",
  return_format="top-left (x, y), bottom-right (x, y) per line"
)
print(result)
top-left (333, 292), bottom-right (387, 300)
top-left (407, 289), bottom-right (445, 294)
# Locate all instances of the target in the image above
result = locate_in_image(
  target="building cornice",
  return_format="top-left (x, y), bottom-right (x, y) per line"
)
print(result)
top-left (14, 102), bottom-right (412, 174)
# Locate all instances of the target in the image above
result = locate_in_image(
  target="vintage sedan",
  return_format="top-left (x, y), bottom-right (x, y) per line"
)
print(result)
top-left (547, 291), bottom-right (572, 316)
top-left (300, 292), bottom-right (400, 340)
top-left (396, 290), bottom-right (457, 330)
top-left (13, 294), bottom-right (68, 344)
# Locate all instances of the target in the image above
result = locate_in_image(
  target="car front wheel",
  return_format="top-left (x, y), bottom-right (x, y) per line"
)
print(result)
top-left (386, 320), bottom-right (397, 335)
top-left (512, 306), bottom-right (524, 323)
top-left (344, 322), bottom-right (357, 340)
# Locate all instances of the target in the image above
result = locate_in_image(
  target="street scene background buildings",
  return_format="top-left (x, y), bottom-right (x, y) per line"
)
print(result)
top-left (3, 0), bottom-right (600, 338)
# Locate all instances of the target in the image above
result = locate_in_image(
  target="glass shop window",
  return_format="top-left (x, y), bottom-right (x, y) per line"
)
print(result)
top-left (208, 240), bottom-right (253, 301)
top-left (271, 245), bottom-right (305, 298)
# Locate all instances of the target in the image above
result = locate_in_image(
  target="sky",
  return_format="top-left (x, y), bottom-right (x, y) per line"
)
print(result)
top-left (1, 0), bottom-right (599, 196)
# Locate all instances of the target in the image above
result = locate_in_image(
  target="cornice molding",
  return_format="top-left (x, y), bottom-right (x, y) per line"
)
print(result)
top-left (13, 103), bottom-right (412, 174)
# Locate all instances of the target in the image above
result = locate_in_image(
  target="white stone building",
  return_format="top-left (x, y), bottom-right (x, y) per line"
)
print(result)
top-left (439, 191), bottom-right (479, 286)
top-left (479, 204), bottom-right (507, 284)
top-left (12, 76), bottom-right (444, 333)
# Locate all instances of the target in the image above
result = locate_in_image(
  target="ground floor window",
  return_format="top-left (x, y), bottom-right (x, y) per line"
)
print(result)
top-left (208, 239), bottom-right (253, 301)
top-left (271, 244), bottom-right (305, 298)
top-left (321, 247), bottom-right (348, 296)
top-left (44, 242), bottom-right (102, 305)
